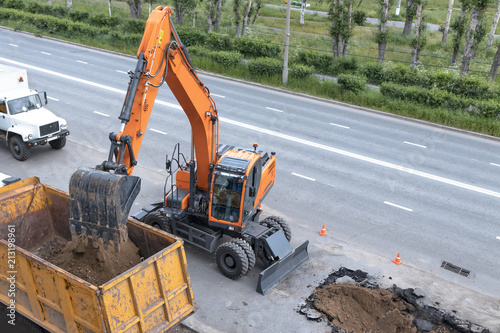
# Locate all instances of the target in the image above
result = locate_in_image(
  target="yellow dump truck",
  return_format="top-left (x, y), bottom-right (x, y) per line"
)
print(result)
top-left (0, 177), bottom-right (195, 332)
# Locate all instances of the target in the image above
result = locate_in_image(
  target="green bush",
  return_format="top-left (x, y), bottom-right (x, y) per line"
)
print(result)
top-left (177, 27), bottom-right (207, 46)
top-left (248, 57), bottom-right (282, 76)
top-left (69, 10), bottom-right (90, 22)
top-left (331, 56), bottom-right (357, 75)
top-left (337, 74), bottom-right (366, 93)
top-left (51, 6), bottom-right (68, 18)
top-left (89, 14), bottom-right (119, 28)
top-left (233, 37), bottom-right (281, 58)
top-left (380, 83), bottom-right (500, 118)
top-left (352, 10), bottom-right (366, 26)
top-left (359, 62), bottom-right (384, 83)
top-left (294, 49), bottom-right (333, 73)
top-left (211, 50), bottom-right (243, 67)
top-left (290, 64), bottom-right (314, 79)
top-left (207, 32), bottom-right (232, 51)
top-left (3, 0), bottom-right (24, 10)
top-left (25, 1), bottom-right (52, 15)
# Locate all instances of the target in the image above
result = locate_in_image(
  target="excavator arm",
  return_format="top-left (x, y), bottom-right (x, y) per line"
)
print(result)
top-left (69, 6), bottom-right (218, 248)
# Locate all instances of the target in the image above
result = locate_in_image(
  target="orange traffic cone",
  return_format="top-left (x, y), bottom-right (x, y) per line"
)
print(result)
top-left (392, 253), bottom-right (402, 265)
top-left (319, 224), bottom-right (327, 236)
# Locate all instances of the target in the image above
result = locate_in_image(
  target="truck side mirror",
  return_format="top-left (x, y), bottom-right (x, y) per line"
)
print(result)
top-left (39, 91), bottom-right (48, 105)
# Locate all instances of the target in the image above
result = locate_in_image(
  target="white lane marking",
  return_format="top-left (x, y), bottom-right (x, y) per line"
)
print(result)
top-left (330, 122), bottom-right (350, 129)
top-left (150, 128), bottom-right (167, 135)
top-left (491, 163), bottom-right (500, 167)
top-left (116, 70), bottom-right (128, 74)
top-left (77, 60), bottom-right (88, 64)
top-left (211, 93), bottom-right (225, 98)
top-left (266, 107), bottom-right (283, 113)
top-left (496, 236), bottom-right (500, 240)
top-left (2, 58), bottom-right (498, 199)
top-left (94, 111), bottom-right (110, 117)
top-left (48, 97), bottom-right (59, 101)
top-left (384, 201), bottom-right (413, 212)
top-left (292, 172), bottom-right (315, 181)
top-left (404, 141), bottom-right (427, 149)
top-left (9, 44), bottom-right (18, 47)
top-left (220, 118), bottom-right (500, 199)
top-left (41, 52), bottom-right (52, 55)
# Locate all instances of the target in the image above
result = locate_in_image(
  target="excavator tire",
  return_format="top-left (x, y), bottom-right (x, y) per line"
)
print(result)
top-left (215, 241), bottom-right (249, 280)
top-left (260, 216), bottom-right (292, 242)
top-left (232, 238), bottom-right (256, 272)
top-left (144, 211), bottom-right (172, 233)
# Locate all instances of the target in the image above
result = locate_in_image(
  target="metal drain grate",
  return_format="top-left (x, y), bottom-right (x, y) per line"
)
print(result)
top-left (441, 261), bottom-right (470, 277)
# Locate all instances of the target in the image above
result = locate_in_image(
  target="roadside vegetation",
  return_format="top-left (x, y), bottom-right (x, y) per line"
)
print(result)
top-left (1, 0), bottom-right (500, 136)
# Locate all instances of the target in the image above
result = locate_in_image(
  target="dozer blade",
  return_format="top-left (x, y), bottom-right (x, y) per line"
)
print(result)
top-left (257, 240), bottom-right (309, 295)
top-left (68, 167), bottom-right (141, 249)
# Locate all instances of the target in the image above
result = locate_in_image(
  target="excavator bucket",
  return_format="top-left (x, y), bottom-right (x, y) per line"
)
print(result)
top-left (68, 167), bottom-right (141, 249)
top-left (257, 236), bottom-right (310, 295)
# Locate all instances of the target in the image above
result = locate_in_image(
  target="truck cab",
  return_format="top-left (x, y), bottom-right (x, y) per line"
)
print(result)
top-left (0, 65), bottom-right (69, 161)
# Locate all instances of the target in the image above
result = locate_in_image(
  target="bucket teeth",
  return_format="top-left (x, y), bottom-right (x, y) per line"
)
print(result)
top-left (68, 167), bottom-right (141, 251)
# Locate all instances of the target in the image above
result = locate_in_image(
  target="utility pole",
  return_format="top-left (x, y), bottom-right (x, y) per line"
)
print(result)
top-left (283, 0), bottom-right (292, 86)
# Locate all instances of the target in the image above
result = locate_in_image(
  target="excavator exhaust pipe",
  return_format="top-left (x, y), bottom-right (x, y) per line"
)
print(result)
top-left (68, 167), bottom-right (141, 250)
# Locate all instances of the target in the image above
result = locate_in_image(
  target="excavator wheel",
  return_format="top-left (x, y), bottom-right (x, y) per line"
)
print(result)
top-left (260, 216), bottom-right (292, 242)
top-left (215, 241), bottom-right (249, 280)
top-left (232, 238), bottom-right (256, 272)
top-left (144, 211), bottom-right (172, 233)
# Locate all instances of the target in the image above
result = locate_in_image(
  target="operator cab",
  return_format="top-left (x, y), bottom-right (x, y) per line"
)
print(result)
top-left (209, 147), bottom-right (264, 229)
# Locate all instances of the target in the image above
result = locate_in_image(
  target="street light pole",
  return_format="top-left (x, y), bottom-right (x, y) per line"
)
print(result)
top-left (282, 0), bottom-right (292, 86)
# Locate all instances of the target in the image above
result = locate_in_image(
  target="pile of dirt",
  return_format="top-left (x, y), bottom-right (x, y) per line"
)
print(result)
top-left (35, 236), bottom-right (141, 286)
top-left (298, 267), bottom-right (491, 333)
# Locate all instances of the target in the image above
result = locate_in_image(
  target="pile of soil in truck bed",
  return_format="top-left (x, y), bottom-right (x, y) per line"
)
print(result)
top-left (35, 236), bottom-right (141, 286)
top-left (299, 267), bottom-right (491, 333)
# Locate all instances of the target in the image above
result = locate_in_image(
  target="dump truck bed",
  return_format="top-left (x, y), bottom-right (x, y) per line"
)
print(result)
top-left (0, 177), bottom-right (195, 333)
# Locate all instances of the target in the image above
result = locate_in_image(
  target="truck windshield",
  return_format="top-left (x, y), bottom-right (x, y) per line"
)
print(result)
top-left (211, 172), bottom-right (243, 223)
top-left (7, 95), bottom-right (42, 115)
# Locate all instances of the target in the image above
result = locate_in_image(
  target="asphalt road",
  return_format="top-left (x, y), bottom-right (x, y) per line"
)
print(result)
top-left (0, 28), bottom-right (499, 332)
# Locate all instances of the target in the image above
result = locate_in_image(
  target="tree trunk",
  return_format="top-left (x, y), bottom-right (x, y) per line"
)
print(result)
top-left (47, 0), bottom-right (51, 6)
top-left (128, 0), bottom-right (142, 19)
top-left (411, 1), bottom-right (423, 68)
top-left (331, 0), bottom-right (339, 57)
top-left (214, 0), bottom-right (223, 30)
top-left (234, 0), bottom-right (242, 37)
top-left (300, 0), bottom-right (306, 25)
top-left (378, 0), bottom-right (389, 62)
top-left (338, 0), bottom-right (344, 56)
top-left (441, 0), bottom-right (454, 46)
top-left (66, 0), bottom-right (72, 9)
top-left (251, 0), bottom-right (262, 24)
top-left (451, 4), bottom-right (467, 66)
top-left (174, 4), bottom-right (184, 25)
top-left (207, 0), bottom-right (213, 32)
top-left (461, 6), bottom-right (480, 75)
top-left (241, 0), bottom-right (253, 37)
top-left (343, 0), bottom-right (352, 57)
top-left (489, 42), bottom-right (500, 80)
top-left (487, 1), bottom-right (500, 50)
top-left (403, 0), bottom-right (414, 36)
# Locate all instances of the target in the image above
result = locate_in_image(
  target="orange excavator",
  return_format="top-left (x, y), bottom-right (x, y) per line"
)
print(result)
top-left (69, 6), bottom-right (308, 294)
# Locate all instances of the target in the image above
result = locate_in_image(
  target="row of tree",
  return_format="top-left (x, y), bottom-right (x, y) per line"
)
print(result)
top-left (332, 0), bottom-right (500, 80)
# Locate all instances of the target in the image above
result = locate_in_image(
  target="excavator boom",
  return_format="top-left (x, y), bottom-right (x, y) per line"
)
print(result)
top-left (69, 6), bottom-right (217, 246)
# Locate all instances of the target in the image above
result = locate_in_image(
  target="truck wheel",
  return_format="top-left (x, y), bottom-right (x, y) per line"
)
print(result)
top-left (144, 211), bottom-right (172, 233)
top-left (232, 238), bottom-right (256, 272)
top-left (9, 135), bottom-right (30, 161)
top-left (49, 137), bottom-right (66, 149)
top-left (260, 216), bottom-right (292, 242)
top-left (215, 241), bottom-right (249, 280)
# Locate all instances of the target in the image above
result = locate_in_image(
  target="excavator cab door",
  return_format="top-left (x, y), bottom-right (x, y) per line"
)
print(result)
top-left (210, 172), bottom-right (245, 224)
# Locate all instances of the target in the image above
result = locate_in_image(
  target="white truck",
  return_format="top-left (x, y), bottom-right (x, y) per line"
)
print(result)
top-left (0, 64), bottom-right (69, 161)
